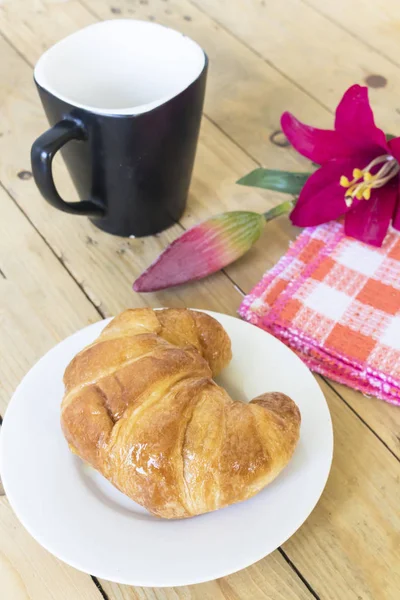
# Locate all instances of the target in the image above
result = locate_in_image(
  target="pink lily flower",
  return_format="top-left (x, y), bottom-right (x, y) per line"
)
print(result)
top-left (281, 84), bottom-right (400, 247)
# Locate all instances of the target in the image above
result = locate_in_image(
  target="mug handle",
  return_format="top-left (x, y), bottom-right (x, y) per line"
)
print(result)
top-left (31, 118), bottom-right (105, 218)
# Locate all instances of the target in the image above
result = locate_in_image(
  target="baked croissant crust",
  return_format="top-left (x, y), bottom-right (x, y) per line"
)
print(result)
top-left (61, 308), bottom-right (300, 518)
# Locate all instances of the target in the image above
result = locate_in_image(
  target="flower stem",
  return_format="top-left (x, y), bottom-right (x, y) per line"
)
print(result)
top-left (263, 199), bottom-right (295, 222)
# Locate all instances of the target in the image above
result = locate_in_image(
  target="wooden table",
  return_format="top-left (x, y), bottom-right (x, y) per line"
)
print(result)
top-left (1, 1), bottom-right (399, 598)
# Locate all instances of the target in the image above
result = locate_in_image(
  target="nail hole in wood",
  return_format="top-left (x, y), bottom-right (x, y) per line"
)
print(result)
top-left (17, 170), bottom-right (32, 180)
top-left (86, 236), bottom-right (98, 246)
top-left (269, 130), bottom-right (290, 147)
top-left (365, 74), bottom-right (387, 89)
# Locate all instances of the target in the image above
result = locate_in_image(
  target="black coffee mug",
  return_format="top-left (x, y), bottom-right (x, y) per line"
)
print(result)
top-left (31, 20), bottom-right (207, 237)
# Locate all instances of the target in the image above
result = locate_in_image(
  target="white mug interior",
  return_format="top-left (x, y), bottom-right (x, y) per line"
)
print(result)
top-left (34, 20), bottom-right (206, 116)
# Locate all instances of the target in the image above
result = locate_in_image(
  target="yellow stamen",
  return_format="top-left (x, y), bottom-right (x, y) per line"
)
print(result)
top-left (339, 154), bottom-right (399, 205)
top-left (345, 182), bottom-right (360, 197)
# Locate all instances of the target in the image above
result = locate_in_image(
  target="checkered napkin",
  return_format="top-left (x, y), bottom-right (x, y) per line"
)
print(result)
top-left (239, 221), bottom-right (400, 405)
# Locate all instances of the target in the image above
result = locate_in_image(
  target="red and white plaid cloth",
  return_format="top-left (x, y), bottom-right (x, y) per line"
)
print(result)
top-left (239, 221), bottom-right (400, 405)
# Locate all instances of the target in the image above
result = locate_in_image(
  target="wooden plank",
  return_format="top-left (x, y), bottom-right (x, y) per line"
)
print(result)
top-left (0, 496), bottom-right (103, 600)
top-left (0, 2), bottom-right (399, 598)
top-left (324, 381), bottom-right (400, 458)
top-left (304, 0), bottom-right (400, 70)
top-left (283, 379), bottom-right (400, 600)
top-left (190, 0), bottom-right (400, 133)
top-left (0, 184), bottom-right (99, 414)
top-left (78, 1), bottom-right (400, 457)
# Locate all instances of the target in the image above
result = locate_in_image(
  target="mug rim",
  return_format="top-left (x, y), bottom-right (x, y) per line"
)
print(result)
top-left (34, 19), bottom-right (207, 117)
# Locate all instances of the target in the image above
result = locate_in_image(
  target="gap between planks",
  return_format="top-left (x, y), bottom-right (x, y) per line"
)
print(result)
top-left (0, 181), bottom-right (106, 320)
top-left (187, 0), bottom-right (333, 114)
top-left (299, 0), bottom-right (400, 71)
top-left (278, 549), bottom-right (321, 600)
top-left (324, 379), bottom-right (400, 462)
top-left (91, 576), bottom-right (110, 600)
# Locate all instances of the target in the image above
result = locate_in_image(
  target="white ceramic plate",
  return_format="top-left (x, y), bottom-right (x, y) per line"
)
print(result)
top-left (0, 311), bottom-right (333, 587)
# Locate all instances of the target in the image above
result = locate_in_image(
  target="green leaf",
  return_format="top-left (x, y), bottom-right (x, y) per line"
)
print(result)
top-left (237, 168), bottom-right (311, 195)
top-left (386, 133), bottom-right (396, 141)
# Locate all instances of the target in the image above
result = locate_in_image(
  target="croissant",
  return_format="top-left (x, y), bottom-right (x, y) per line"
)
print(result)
top-left (61, 308), bottom-right (300, 518)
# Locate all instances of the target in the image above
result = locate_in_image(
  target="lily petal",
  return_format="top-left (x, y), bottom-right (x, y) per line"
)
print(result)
top-left (335, 85), bottom-right (387, 153)
top-left (290, 159), bottom-right (356, 227)
top-left (281, 112), bottom-right (352, 164)
top-left (393, 200), bottom-right (400, 232)
top-left (389, 176), bottom-right (400, 231)
top-left (344, 181), bottom-right (398, 247)
top-left (388, 136), bottom-right (400, 162)
top-left (386, 138), bottom-right (400, 231)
